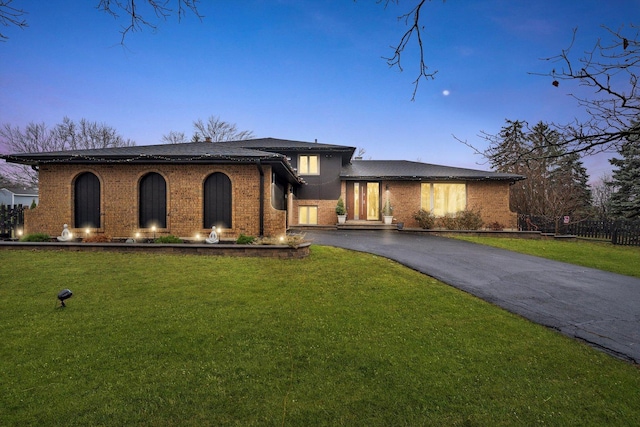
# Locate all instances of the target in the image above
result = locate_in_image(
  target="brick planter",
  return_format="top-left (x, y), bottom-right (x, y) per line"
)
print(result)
top-left (0, 241), bottom-right (311, 259)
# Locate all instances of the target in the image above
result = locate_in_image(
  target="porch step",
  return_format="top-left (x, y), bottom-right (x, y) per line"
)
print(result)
top-left (289, 221), bottom-right (399, 232)
top-left (339, 220), bottom-right (398, 230)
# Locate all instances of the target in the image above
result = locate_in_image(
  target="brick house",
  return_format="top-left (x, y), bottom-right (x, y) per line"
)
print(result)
top-left (1, 137), bottom-right (523, 239)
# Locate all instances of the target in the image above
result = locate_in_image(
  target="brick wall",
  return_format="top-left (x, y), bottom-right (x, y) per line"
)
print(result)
top-left (467, 181), bottom-right (517, 229)
top-left (292, 198), bottom-right (338, 225)
top-left (24, 163), bottom-right (287, 239)
top-left (344, 180), bottom-right (517, 229)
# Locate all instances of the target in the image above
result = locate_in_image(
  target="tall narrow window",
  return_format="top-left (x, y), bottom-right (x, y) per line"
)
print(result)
top-left (139, 172), bottom-right (166, 228)
top-left (204, 172), bottom-right (232, 229)
top-left (74, 172), bottom-right (100, 228)
top-left (298, 155), bottom-right (319, 175)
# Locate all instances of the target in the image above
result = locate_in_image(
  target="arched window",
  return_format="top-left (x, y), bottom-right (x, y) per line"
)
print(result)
top-left (139, 172), bottom-right (166, 228)
top-left (74, 172), bottom-right (101, 228)
top-left (203, 172), bottom-right (232, 229)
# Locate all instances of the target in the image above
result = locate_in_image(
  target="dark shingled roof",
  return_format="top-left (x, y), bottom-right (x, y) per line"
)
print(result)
top-left (341, 160), bottom-right (524, 182)
top-left (0, 140), bottom-right (304, 184)
top-left (220, 137), bottom-right (356, 152)
top-left (1, 186), bottom-right (38, 195)
top-left (1, 141), bottom-right (284, 163)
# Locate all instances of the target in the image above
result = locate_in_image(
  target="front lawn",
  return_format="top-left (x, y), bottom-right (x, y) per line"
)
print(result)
top-left (451, 236), bottom-right (640, 278)
top-left (1, 247), bottom-right (639, 426)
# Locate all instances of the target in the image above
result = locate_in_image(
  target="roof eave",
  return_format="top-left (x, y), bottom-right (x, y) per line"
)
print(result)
top-left (341, 175), bottom-right (525, 182)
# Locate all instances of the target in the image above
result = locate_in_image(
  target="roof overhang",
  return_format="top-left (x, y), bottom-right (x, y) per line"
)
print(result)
top-left (340, 174), bottom-right (525, 183)
top-left (1, 151), bottom-right (305, 185)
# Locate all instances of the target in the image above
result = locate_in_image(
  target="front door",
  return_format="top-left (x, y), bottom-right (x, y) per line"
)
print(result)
top-left (346, 181), bottom-right (380, 220)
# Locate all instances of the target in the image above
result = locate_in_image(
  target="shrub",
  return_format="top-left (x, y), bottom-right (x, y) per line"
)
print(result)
top-left (489, 221), bottom-right (504, 231)
top-left (440, 209), bottom-right (484, 230)
top-left (383, 198), bottom-right (393, 216)
top-left (256, 233), bottom-right (307, 247)
top-left (236, 234), bottom-right (256, 245)
top-left (413, 209), bottom-right (435, 229)
top-left (20, 233), bottom-right (51, 242)
top-left (154, 235), bottom-right (183, 244)
top-left (83, 235), bottom-right (111, 243)
top-left (335, 198), bottom-right (346, 215)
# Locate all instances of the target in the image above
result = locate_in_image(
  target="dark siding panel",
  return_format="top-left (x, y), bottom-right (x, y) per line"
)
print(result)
top-left (139, 173), bottom-right (166, 228)
top-left (203, 173), bottom-right (232, 228)
top-left (74, 172), bottom-right (101, 228)
top-left (296, 152), bottom-right (342, 200)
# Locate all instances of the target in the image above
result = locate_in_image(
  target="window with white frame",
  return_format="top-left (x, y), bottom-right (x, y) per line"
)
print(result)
top-left (421, 183), bottom-right (466, 216)
top-left (298, 155), bottom-right (319, 175)
top-left (298, 206), bottom-right (318, 224)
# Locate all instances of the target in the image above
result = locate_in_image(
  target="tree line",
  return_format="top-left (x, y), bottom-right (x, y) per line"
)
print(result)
top-left (479, 119), bottom-right (639, 229)
top-left (0, 115), bottom-right (253, 187)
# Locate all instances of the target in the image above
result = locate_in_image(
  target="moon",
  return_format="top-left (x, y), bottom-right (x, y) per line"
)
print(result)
top-left (442, 90), bottom-right (450, 96)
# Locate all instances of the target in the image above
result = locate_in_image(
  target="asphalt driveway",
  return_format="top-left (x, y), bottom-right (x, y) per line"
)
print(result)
top-left (304, 229), bottom-right (640, 363)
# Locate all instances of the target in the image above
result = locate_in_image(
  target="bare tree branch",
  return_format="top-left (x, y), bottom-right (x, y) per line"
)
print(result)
top-left (380, 0), bottom-right (439, 100)
top-left (0, 118), bottom-right (134, 185)
top-left (192, 116), bottom-right (254, 142)
top-left (162, 116), bottom-right (254, 143)
top-left (529, 24), bottom-right (640, 156)
top-left (0, 0), bottom-right (27, 41)
top-left (96, 0), bottom-right (203, 44)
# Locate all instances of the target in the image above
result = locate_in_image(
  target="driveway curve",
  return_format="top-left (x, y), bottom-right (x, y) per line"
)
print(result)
top-left (305, 229), bottom-right (640, 364)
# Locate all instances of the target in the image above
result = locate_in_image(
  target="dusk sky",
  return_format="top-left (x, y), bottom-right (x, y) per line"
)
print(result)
top-left (2, 1), bottom-right (639, 180)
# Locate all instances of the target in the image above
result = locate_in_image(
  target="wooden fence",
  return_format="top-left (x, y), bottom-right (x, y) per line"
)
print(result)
top-left (518, 215), bottom-right (640, 246)
top-left (0, 205), bottom-right (25, 239)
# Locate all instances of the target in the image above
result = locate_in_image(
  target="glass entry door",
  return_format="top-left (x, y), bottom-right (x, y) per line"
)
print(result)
top-left (348, 181), bottom-right (380, 220)
top-left (366, 182), bottom-right (379, 220)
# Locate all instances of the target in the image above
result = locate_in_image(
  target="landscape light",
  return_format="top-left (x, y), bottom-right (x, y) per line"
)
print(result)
top-left (85, 228), bottom-right (90, 235)
top-left (57, 289), bottom-right (73, 307)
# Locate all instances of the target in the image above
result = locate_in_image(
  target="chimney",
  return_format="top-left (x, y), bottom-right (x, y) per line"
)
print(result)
top-left (205, 136), bottom-right (212, 143)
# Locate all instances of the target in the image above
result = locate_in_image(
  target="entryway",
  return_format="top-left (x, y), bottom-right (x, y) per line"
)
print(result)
top-left (345, 181), bottom-right (380, 221)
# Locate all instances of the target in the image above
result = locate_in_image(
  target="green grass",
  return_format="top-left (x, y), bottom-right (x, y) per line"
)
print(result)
top-left (1, 247), bottom-right (639, 426)
top-left (452, 236), bottom-right (640, 278)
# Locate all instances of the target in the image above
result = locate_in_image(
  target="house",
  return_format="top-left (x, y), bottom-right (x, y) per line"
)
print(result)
top-left (0, 186), bottom-right (39, 207)
top-left (0, 138), bottom-right (523, 239)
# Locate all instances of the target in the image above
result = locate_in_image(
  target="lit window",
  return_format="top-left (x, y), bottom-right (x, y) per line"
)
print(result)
top-left (421, 183), bottom-right (466, 216)
top-left (299, 206), bottom-right (318, 224)
top-left (298, 155), bottom-right (319, 175)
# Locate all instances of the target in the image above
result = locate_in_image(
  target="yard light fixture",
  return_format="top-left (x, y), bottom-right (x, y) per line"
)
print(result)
top-left (152, 225), bottom-right (156, 239)
top-left (57, 289), bottom-right (73, 307)
top-left (195, 233), bottom-right (200, 241)
top-left (85, 228), bottom-right (90, 236)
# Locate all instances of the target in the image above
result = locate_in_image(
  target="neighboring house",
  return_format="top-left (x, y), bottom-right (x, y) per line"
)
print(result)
top-left (0, 138), bottom-right (523, 239)
top-left (0, 186), bottom-right (39, 207)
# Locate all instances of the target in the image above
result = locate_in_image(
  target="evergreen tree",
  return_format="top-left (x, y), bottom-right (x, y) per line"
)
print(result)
top-left (485, 120), bottom-right (592, 229)
top-left (609, 134), bottom-right (640, 219)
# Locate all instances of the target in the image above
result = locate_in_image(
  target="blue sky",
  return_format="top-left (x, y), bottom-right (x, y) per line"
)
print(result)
top-left (2, 0), bottom-right (639, 180)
